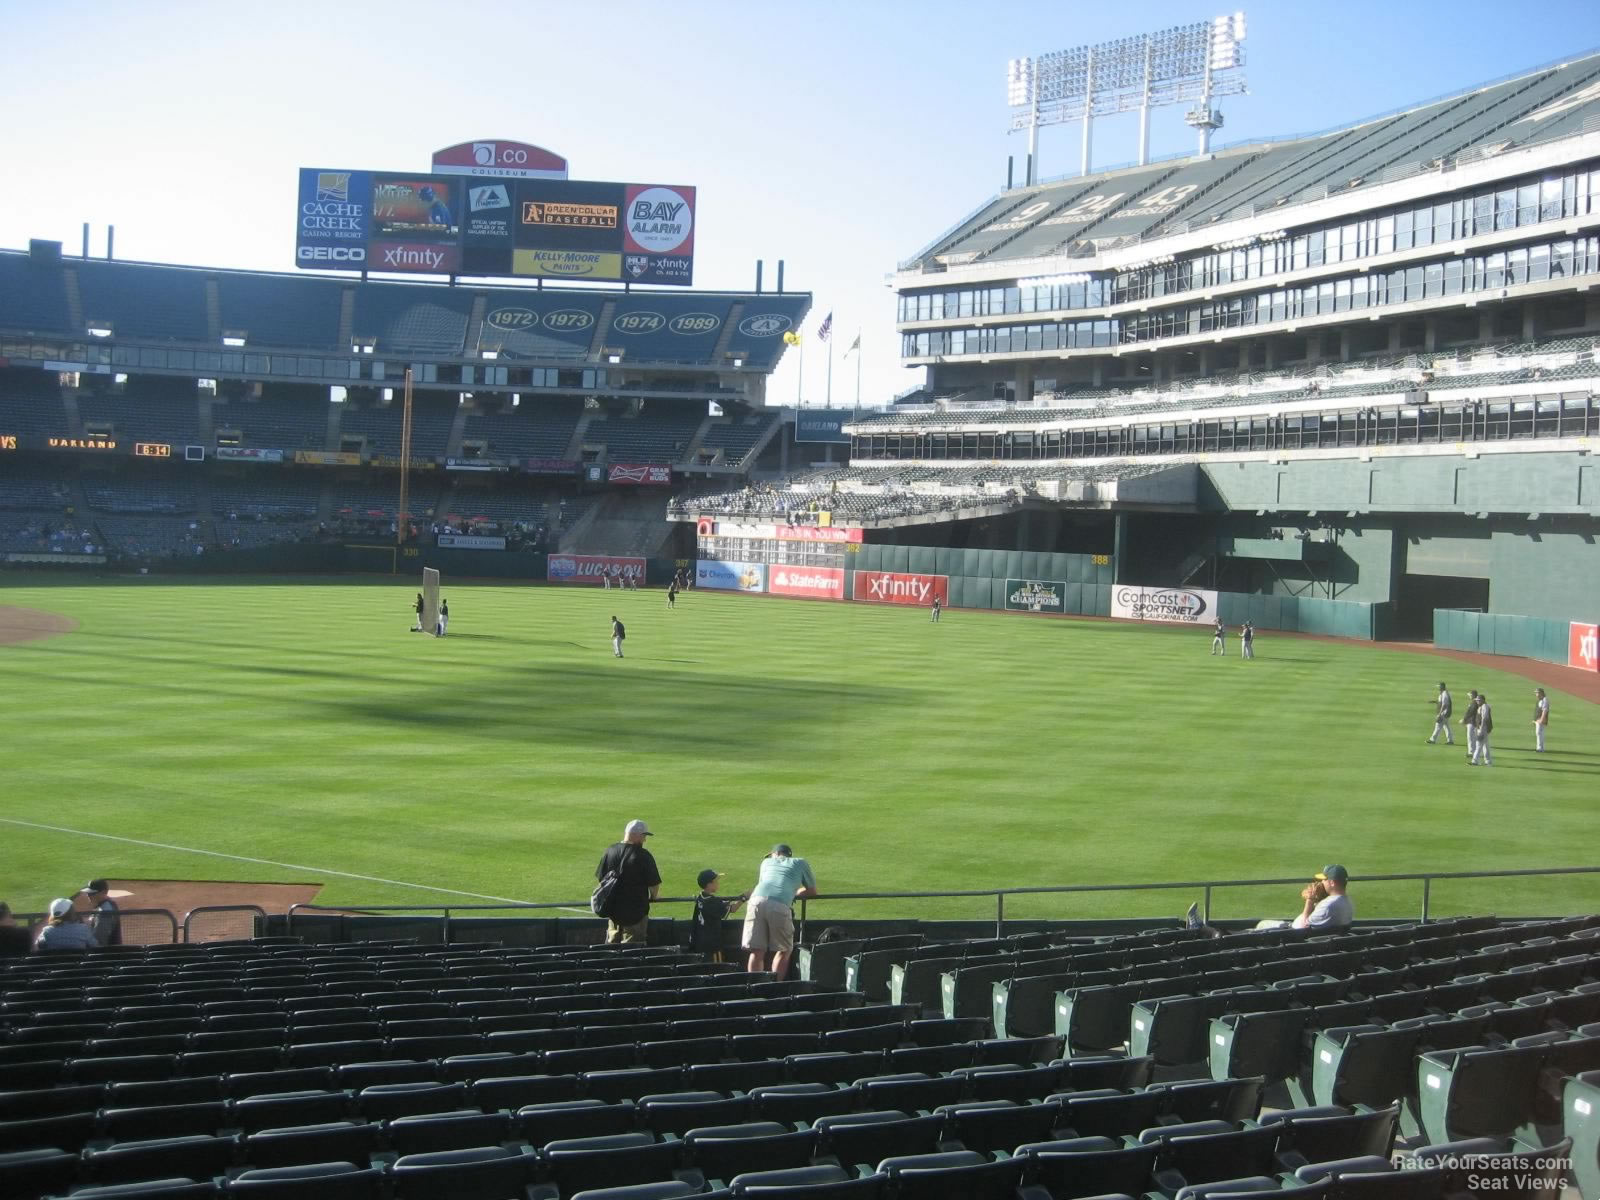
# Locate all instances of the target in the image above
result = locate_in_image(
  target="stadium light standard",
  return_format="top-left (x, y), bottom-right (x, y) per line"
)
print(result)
top-left (1006, 12), bottom-right (1247, 181)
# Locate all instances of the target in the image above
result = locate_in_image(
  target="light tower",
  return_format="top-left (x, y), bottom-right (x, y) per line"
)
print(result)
top-left (1006, 12), bottom-right (1248, 183)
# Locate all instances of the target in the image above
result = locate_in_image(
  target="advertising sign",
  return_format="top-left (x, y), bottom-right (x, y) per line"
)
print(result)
top-left (699, 521), bottom-right (864, 543)
top-left (547, 554), bottom-right (645, 585)
top-left (523, 458), bottom-right (581, 476)
top-left (608, 463), bottom-right (672, 486)
top-left (1111, 584), bottom-right (1218, 623)
top-left (1005, 579), bottom-right (1067, 613)
top-left (294, 450), bottom-right (361, 466)
top-left (215, 447), bottom-right (284, 463)
top-left (696, 560), bottom-right (766, 592)
top-left (295, 169), bottom-right (371, 267)
top-left (769, 566), bottom-right (845, 600)
top-left (1571, 622), bottom-right (1599, 673)
top-left (852, 570), bottom-right (949, 607)
top-left (795, 408), bottom-right (855, 445)
top-left (512, 248), bottom-right (622, 279)
top-left (437, 534), bottom-right (506, 550)
top-left (294, 167), bottom-right (695, 283)
top-left (431, 140), bottom-right (569, 180)
top-left (0, 435), bottom-right (17, 451)
top-left (444, 456), bottom-right (511, 472)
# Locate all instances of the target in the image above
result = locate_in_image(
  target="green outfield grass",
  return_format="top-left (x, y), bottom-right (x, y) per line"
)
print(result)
top-left (3, 575), bottom-right (1597, 925)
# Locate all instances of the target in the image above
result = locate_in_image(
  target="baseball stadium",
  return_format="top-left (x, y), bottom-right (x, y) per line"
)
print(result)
top-left (2, 13), bottom-right (1600, 1200)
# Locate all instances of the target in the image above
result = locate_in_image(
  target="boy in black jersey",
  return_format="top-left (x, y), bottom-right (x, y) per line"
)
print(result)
top-left (691, 870), bottom-right (745, 962)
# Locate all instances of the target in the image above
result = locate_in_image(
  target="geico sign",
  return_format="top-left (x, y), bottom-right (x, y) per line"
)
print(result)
top-left (298, 245), bottom-right (366, 263)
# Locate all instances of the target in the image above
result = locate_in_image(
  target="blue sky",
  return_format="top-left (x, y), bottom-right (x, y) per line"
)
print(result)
top-left (3, 0), bottom-right (1597, 407)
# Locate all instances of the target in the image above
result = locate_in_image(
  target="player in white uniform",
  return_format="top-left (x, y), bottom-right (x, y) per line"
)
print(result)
top-left (1533, 687), bottom-right (1549, 752)
top-left (436, 599), bottom-right (449, 637)
top-left (1210, 619), bottom-right (1225, 655)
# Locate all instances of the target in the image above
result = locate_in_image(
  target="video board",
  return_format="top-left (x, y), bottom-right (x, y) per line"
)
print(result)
top-left (296, 168), bottom-right (694, 284)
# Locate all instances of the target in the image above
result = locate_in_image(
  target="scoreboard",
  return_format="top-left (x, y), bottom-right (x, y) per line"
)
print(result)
top-left (296, 168), bottom-right (695, 285)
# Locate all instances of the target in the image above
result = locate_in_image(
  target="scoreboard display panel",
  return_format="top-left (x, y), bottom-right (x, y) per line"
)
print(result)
top-left (297, 168), bottom-right (694, 284)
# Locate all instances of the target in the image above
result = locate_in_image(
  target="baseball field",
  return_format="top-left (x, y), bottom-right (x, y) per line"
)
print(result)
top-left (3, 575), bottom-right (1596, 925)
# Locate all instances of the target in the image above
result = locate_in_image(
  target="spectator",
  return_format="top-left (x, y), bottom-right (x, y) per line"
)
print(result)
top-left (81, 879), bottom-right (122, 947)
top-left (595, 820), bottom-right (661, 945)
top-left (1292, 865), bottom-right (1354, 930)
top-left (742, 843), bottom-right (819, 978)
top-left (35, 898), bottom-right (97, 952)
top-left (0, 903), bottom-right (33, 957)
top-left (690, 869), bottom-right (745, 963)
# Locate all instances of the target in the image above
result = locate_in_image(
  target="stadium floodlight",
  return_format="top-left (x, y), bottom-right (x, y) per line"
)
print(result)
top-left (1007, 12), bottom-right (1247, 181)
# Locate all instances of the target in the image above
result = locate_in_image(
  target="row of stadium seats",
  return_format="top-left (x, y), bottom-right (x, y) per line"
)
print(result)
top-left (4, 923), bottom-right (1594, 1197)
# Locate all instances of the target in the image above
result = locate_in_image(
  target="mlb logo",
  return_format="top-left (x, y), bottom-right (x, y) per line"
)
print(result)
top-left (625, 255), bottom-right (649, 278)
top-left (316, 173), bottom-right (350, 202)
top-left (469, 184), bottom-right (510, 211)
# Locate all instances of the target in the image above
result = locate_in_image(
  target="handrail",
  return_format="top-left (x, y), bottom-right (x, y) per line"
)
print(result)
top-left (284, 865), bottom-right (1600, 944)
top-left (183, 904), bottom-right (267, 943)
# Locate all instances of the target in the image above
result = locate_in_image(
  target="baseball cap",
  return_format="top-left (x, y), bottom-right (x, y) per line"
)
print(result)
top-left (85, 879), bottom-right (109, 894)
top-left (624, 820), bottom-right (652, 838)
top-left (48, 898), bottom-right (74, 918)
top-left (697, 869), bottom-right (723, 889)
top-left (772, 843), bottom-right (793, 857)
top-left (1316, 865), bottom-right (1350, 884)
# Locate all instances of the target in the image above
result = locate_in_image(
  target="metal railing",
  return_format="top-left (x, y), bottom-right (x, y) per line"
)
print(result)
top-left (282, 865), bottom-right (1598, 945)
top-left (182, 905), bottom-right (267, 944)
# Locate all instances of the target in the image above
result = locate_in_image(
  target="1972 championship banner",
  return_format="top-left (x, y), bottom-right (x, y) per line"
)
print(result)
top-left (547, 554), bottom-right (644, 584)
top-left (1111, 584), bottom-right (1218, 623)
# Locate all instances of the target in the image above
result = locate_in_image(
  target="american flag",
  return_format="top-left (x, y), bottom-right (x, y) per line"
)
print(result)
top-left (817, 312), bottom-right (833, 342)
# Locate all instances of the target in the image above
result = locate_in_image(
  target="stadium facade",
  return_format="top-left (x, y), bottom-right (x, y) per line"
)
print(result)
top-left (0, 246), bottom-right (809, 568)
top-left (859, 52), bottom-right (1600, 639)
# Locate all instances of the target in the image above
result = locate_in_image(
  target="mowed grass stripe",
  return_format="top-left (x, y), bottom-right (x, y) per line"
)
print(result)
top-left (4, 578), bottom-right (1597, 920)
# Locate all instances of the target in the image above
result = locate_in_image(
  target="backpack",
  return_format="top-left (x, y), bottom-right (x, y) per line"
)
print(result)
top-left (591, 845), bottom-right (630, 917)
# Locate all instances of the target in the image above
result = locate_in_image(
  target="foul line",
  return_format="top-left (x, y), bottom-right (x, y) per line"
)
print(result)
top-left (0, 817), bottom-right (549, 909)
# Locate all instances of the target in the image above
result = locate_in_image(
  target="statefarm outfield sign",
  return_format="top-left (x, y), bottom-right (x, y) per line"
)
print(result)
top-left (1111, 584), bottom-right (1217, 624)
top-left (769, 566), bottom-right (845, 599)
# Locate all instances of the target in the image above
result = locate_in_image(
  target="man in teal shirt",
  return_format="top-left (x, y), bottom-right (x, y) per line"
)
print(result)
top-left (742, 843), bottom-right (818, 978)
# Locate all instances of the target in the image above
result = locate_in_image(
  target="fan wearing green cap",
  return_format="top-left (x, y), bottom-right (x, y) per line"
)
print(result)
top-left (1292, 865), bottom-right (1353, 930)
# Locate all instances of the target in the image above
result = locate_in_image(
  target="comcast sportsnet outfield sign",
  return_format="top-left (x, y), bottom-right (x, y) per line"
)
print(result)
top-left (1005, 579), bottom-right (1066, 613)
top-left (852, 571), bottom-right (948, 607)
top-left (1112, 584), bottom-right (1217, 624)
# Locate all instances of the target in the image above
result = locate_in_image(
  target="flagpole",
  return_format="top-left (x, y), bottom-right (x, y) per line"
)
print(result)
top-left (796, 341), bottom-right (804, 406)
top-left (854, 333), bottom-right (862, 409)
top-left (826, 338), bottom-right (833, 406)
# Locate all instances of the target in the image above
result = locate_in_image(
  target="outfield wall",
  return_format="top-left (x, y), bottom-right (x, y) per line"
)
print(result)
top-left (1432, 608), bottom-right (1598, 668)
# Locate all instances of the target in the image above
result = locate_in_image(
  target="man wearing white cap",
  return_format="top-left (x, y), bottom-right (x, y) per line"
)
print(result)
top-left (595, 820), bottom-right (661, 944)
top-left (35, 898), bottom-right (97, 952)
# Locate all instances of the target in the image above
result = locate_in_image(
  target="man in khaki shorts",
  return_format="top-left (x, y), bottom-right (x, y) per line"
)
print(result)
top-left (742, 843), bottom-right (819, 978)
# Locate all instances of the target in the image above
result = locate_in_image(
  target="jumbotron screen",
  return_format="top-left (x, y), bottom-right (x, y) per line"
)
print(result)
top-left (295, 168), bottom-right (694, 285)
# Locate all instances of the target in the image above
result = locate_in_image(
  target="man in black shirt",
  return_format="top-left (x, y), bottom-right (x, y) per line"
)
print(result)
top-left (81, 880), bottom-right (121, 947)
top-left (612, 615), bottom-right (626, 658)
top-left (596, 819), bottom-right (661, 944)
